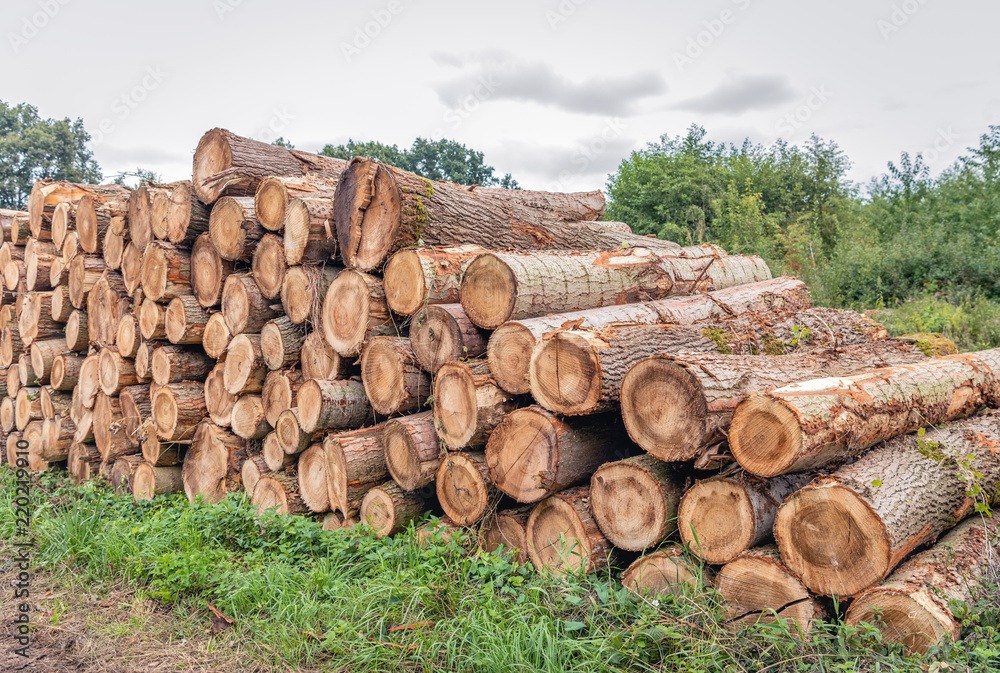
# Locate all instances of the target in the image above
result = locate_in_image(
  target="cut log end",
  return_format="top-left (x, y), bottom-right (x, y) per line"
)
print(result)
top-left (436, 452), bottom-right (490, 525)
top-left (845, 591), bottom-right (949, 653)
top-left (190, 232), bottom-right (229, 308)
top-left (729, 395), bottom-right (804, 477)
top-left (621, 547), bottom-right (706, 598)
top-left (333, 159), bottom-right (401, 271)
top-left (382, 249), bottom-right (426, 316)
top-left (323, 270), bottom-right (374, 356)
top-left (677, 479), bottom-right (759, 564)
top-left (459, 253), bottom-right (516, 329)
top-left (527, 488), bottom-right (609, 574)
top-left (485, 407), bottom-right (560, 503)
top-left (480, 509), bottom-right (530, 563)
top-left (487, 324), bottom-right (535, 394)
top-left (297, 444), bottom-right (330, 513)
top-left (529, 331), bottom-right (602, 415)
top-left (251, 234), bottom-right (285, 299)
top-left (590, 458), bottom-right (679, 552)
top-left (432, 361), bottom-right (479, 449)
top-left (715, 551), bottom-right (821, 635)
top-left (254, 176), bottom-right (290, 231)
top-left (202, 313), bottom-right (231, 359)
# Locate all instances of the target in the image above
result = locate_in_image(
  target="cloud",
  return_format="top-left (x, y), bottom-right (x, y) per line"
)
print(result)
top-left (431, 51), bottom-right (667, 116)
top-left (674, 73), bottom-right (796, 114)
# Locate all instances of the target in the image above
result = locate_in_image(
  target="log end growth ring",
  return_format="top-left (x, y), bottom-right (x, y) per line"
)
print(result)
top-left (590, 461), bottom-right (675, 552)
top-left (485, 407), bottom-right (558, 503)
top-left (460, 253), bottom-right (517, 329)
top-left (255, 176), bottom-right (290, 231)
top-left (410, 305), bottom-right (462, 374)
top-left (333, 158), bottom-right (401, 271)
top-left (359, 486), bottom-right (397, 537)
top-left (253, 475), bottom-right (290, 516)
top-left (436, 452), bottom-right (490, 525)
top-left (193, 129), bottom-right (233, 201)
top-left (432, 362), bottom-right (477, 449)
top-left (209, 197), bottom-right (248, 261)
top-left (382, 249), bottom-right (426, 316)
top-left (323, 270), bottom-right (371, 357)
top-left (728, 394), bottom-right (803, 477)
top-left (529, 331), bottom-right (601, 415)
top-left (677, 478), bottom-right (755, 564)
top-left (845, 590), bottom-right (949, 654)
top-left (527, 495), bottom-right (592, 573)
top-left (621, 550), bottom-right (702, 598)
top-left (383, 419), bottom-right (424, 492)
top-left (360, 337), bottom-right (406, 415)
top-left (487, 323), bottom-right (535, 395)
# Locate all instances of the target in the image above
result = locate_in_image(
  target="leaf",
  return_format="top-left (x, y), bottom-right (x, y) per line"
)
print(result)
top-left (563, 620), bottom-right (587, 632)
top-left (871, 479), bottom-right (882, 487)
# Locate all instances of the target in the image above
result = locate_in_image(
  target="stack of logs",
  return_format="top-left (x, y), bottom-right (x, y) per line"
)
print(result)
top-left (3, 128), bottom-right (999, 656)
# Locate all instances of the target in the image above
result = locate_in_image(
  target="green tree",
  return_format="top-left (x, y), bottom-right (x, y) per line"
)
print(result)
top-left (0, 100), bottom-right (102, 209)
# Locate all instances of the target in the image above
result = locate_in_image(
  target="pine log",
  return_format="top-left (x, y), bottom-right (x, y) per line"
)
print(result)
top-left (295, 378), bottom-right (373, 433)
top-left (486, 406), bottom-right (628, 503)
top-left (15, 387), bottom-right (43, 430)
top-left (383, 411), bottom-right (440, 491)
top-left (86, 274), bottom-right (127, 346)
top-left (65, 310), bottom-right (89, 351)
top-left (146, 182), bottom-right (179, 241)
top-left (132, 462), bottom-right (184, 500)
top-left (0, 326), bottom-right (20, 369)
top-left (25, 238), bottom-right (58, 291)
top-left (165, 295), bottom-right (211, 344)
top-left (621, 544), bottom-right (710, 598)
top-left (230, 394), bottom-right (272, 440)
top-left (436, 450), bottom-right (497, 525)
top-left (140, 242), bottom-right (191, 302)
top-left (281, 264), bottom-right (338, 325)
top-left (526, 485), bottom-right (612, 574)
top-left (774, 412), bottom-right (1000, 597)
top-left (60, 230), bottom-right (79, 264)
top-left (68, 256), bottom-right (106, 308)
top-left (50, 201), bottom-right (72, 248)
top-left (19, 291), bottom-right (62, 346)
top-left (433, 359), bottom-right (519, 450)
top-left (730, 349), bottom-right (1000, 477)
top-left (251, 234), bottom-right (286, 300)
top-left (164, 181), bottom-right (210, 245)
top-left (151, 344), bottom-right (214, 385)
top-left (116, 314), bottom-right (141, 357)
top-left (204, 363), bottom-right (236, 427)
top-left (241, 454), bottom-right (270, 495)
top-left (488, 276), bottom-right (811, 394)
top-left (134, 340), bottom-right (153, 382)
top-left (202, 312), bottom-right (231, 359)
top-left (93, 392), bottom-right (132, 463)
top-left (322, 424), bottom-right (387, 518)
top-left (845, 516), bottom-right (1000, 654)
top-left (190, 232), bottom-right (233, 308)
top-left (480, 506), bottom-right (532, 563)
top-left (255, 174), bottom-right (340, 232)
top-left (300, 330), bottom-right (355, 381)
top-left (677, 472), bottom-right (811, 565)
top-left (182, 421), bottom-right (247, 503)
top-left (383, 244), bottom-right (485, 316)
top-left (410, 304), bottom-right (489, 374)
top-left (50, 354), bottom-right (83, 391)
top-left (76, 354), bottom-right (101, 409)
top-left (261, 369), bottom-right (303, 426)
top-left (209, 196), bottom-right (267, 262)
top-left (126, 183), bottom-right (154, 250)
top-left (222, 272), bottom-right (278, 335)
top-left (360, 336), bottom-right (431, 416)
top-left (152, 382), bottom-right (208, 441)
top-left (192, 128), bottom-right (348, 204)
top-left (120, 384), bottom-right (152, 445)
top-left (103, 227), bottom-right (126, 270)
top-left (297, 443), bottom-right (330, 513)
top-left (322, 269), bottom-right (395, 356)
top-left (110, 455), bottom-right (145, 495)
top-left (29, 338), bottom-right (64, 385)
top-left (253, 468), bottom-right (308, 516)
top-left (589, 455), bottom-right (682, 552)
top-left (282, 197), bottom-right (337, 265)
top-left (40, 386), bottom-right (71, 420)
top-left (716, 546), bottom-right (825, 635)
top-left (140, 426), bottom-right (186, 467)
top-left (359, 481), bottom-right (427, 537)
top-left (273, 408), bottom-right (312, 455)
top-left (27, 180), bottom-right (105, 238)
top-left (260, 316), bottom-right (304, 370)
top-left (68, 442), bottom-right (102, 483)
top-left (97, 347), bottom-right (136, 396)
top-left (49, 285), bottom-right (73, 322)
top-left (263, 430), bottom-right (297, 471)
top-left (76, 187), bottom-right (131, 253)
top-left (223, 333), bottom-right (267, 394)
top-left (121, 242), bottom-right (143, 296)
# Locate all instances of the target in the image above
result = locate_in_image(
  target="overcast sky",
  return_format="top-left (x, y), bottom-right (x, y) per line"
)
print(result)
top-left (4, 0), bottom-right (998, 193)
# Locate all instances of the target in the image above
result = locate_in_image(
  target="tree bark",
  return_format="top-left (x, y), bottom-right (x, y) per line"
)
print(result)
top-left (281, 264), bottom-right (338, 326)
top-left (253, 469), bottom-right (308, 516)
top-left (132, 462), bottom-right (184, 500)
top-left (410, 304), bottom-right (489, 374)
top-left (433, 358), bottom-right (520, 450)
top-left (297, 443), bottom-right (330, 513)
top-left (28, 179), bottom-right (111, 239)
top-left (140, 242), bottom-right (191, 302)
top-left (436, 450), bottom-right (497, 525)
top-left (383, 410), bottom-right (441, 491)
top-left (261, 369), bottom-right (303, 426)
top-left (18, 354), bottom-right (39, 387)
top-left (110, 455), bottom-right (145, 495)
top-left (40, 386), bottom-right (71, 420)
top-left (223, 333), bottom-right (267, 394)
top-left (50, 354), bottom-right (83, 391)
top-left (190, 232), bottom-right (233, 308)
top-left (322, 424), bottom-right (387, 518)
top-left (360, 336), bottom-right (432, 416)
top-left (204, 363), bottom-right (236, 427)
top-left (485, 406), bottom-right (628, 503)
top-left (151, 344), bottom-right (214, 385)
top-left (165, 295), bottom-right (211, 344)
top-left (295, 378), bottom-right (373, 433)
top-left (322, 269), bottom-right (395, 357)
top-left (222, 272), bottom-right (278, 335)
top-left (621, 544), bottom-right (709, 599)
top-left (526, 485), bottom-right (612, 574)
top-left (254, 174), bottom-right (340, 232)
top-left (283, 197), bottom-right (337, 264)
top-left (845, 516), bottom-right (1000, 654)
top-left (774, 412), bottom-right (1000, 597)
top-left (730, 348), bottom-right (1000, 477)
top-left (68, 442), bottom-right (102, 483)
top-left (358, 481), bottom-right (427, 537)
top-left (182, 420), bottom-right (247, 503)
top-left (260, 316), bottom-right (304, 370)
top-left (383, 244), bottom-right (485, 316)
top-left (230, 394), bottom-right (272, 440)
top-left (209, 196), bottom-right (267, 262)
top-left (152, 381), bottom-right (208, 441)
top-left (589, 455), bottom-right (683, 552)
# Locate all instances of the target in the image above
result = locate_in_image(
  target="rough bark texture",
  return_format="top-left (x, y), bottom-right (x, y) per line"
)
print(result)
top-left (322, 269), bottom-right (395, 357)
top-left (132, 463), bottom-right (184, 500)
top-left (410, 303), bottom-right (489, 374)
top-left (526, 485), bottom-right (613, 574)
top-left (151, 344), bottom-right (214, 385)
top-left (358, 481), bottom-right (427, 537)
top-left (50, 354), bottom-right (83, 391)
top-left (182, 421), bottom-right (247, 503)
top-left (295, 378), bottom-right (373, 434)
top-left (322, 424), bottom-right (387, 518)
top-left (433, 359), bottom-right (520, 450)
top-left (382, 244), bottom-right (485, 316)
top-left (360, 336), bottom-right (431, 416)
top-left (283, 197), bottom-right (337, 264)
top-left (382, 411), bottom-right (441, 491)
top-left (140, 241), bottom-right (191, 302)
top-left (589, 455), bottom-right (683, 552)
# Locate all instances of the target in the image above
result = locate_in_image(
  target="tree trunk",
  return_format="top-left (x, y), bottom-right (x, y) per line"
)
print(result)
top-left (526, 485), bottom-right (612, 574)
top-left (436, 450), bottom-right (497, 525)
top-left (410, 304), bottom-right (489, 374)
top-left (296, 443), bottom-right (330, 513)
top-left (15, 387), bottom-right (43, 430)
top-left (98, 347), bottom-right (138, 396)
top-left (103, 228), bottom-right (126, 270)
top-left (281, 264), bottom-right (338, 325)
top-left (86, 274), bottom-right (127, 347)
top-left (250, 233), bottom-right (286, 300)
top-left (283, 197), bottom-right (337, 264)
top-left (119, 384), bottom-right (152, 445)
top-left (261, 369), bottom-right (303, 426)
top-left (774, 412), bottom-right (1000, 598)
top-left (165, 181), bottom-right (210, 245)
top-left (29, 338), bottom-right (64, 385)
top-left (488, 276), bottom-right (810, 395)
top-left (151, 344), bottom-right (214, 385)
top-left (254, 174), bottom-right (340, 232)
top-left (49, 286), bottom-right (74, 323)
top-left (241, 453), bottom-right (270, 495)
top-left (209, 196), bottom-right (267, 262)
top-left (192, 127), bottom-right (348, 204)
top-left (383, 244), bottom-right (485, 316)
top-left (165, 295), bottom-right (211, 344)
top-left (27, 179), bottom-right (108, 238)
top-left (19, 291), bottom-right (62, 346)
top-left (230, 394), bottom-right (272, 440)
top-left (132, 462), bottom-right (184, 500)
top-left (190, 232), bottom-right (233, 308)
top-left (322, 424), bottom-right (387, 518)
top-left (845, 516), bottom-right (1000, 654)
top-left (358, 481), bottom-right (427, 537)
top-left (5, 210), bottom-right (31, 246)
top-left (678, 472), bottom-right (811, 565)
top-left (50, 354), bottom-right (83, 391)
top-left (433, 359), bottom-right (520, 451)
top-left (383, 411), bottom-right (440, 491)
top-left (730, 349), bottom-right (1000, 477)
top-left (152, 381), bottom-right (208, 441)
top-left (322, 269), bottom-right (395, 357)
top-left (76, 187), bottom-right (131, 253)
top-left (461, 248), bottom-right (772, 330)
top-left (260, 316), bottom-right (304, 370)
top-left (253, 469), bottom-right (308, 516)
top-left (622, 545), bottom-right (710, 600)
top-left (40, 386), bottom-right (71, 420)
top-left (480, 506), bottom-right (533, 563)
top-left (93, 392), bottom-right (132, 463)
top-left (360, 336), bottom-right (432, 416)
top-left (204, 363), bottom-right (237, 427)
top-left (182, 420), bottom-right (247, 503)
top-left (65, 309), bottom-right (89, 351)
top-left (621, 340), bottom-right (929, 464)
top-left (263, 429), bottom-right (297, 471)
top-left (68, 256), bottom-right (106, 309)
top-left (301, 330), bottom-right (355, 381)
top-left (486, 406), bottom-right (631, 503)
top-left (25, 238), bottom-right (58, 291)
top-left (222, 272), bottom-right (278, 335)
top-left (223, 333), bottom-right (267, 394)
top-left (715, 546), bottom-right (825, 635)
top-left (121, 242), bottom-right (143, 296)
top-left (202, 313), bottom-right (231, 359)
top-left (140, 242), bottom-right (191, 302)
top-left (589, 455), bottom-right (683, 552)
top-left (295, 378), bottom-right (373, 433)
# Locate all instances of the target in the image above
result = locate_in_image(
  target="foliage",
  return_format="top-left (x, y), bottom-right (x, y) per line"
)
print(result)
top-left (271, 137), bottom-right (295, 148)
top-left (870, 294), bottom-right (1000, 352)
top-left (111, 167), bottom-right (161, 187)
top-left (321, 136), bottom-right (519, 188)
top-left (0, 100), bottom-right (102, 209)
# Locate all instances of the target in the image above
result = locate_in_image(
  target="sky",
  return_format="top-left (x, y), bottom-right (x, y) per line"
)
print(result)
top-left (3, 0), bottom-right (998, 193)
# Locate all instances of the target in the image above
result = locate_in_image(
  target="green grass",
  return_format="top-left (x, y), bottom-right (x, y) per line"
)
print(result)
top-left (868, 293), bottom-right (1000, 352)
top-left (3, 469), bottom-right (1000, 672)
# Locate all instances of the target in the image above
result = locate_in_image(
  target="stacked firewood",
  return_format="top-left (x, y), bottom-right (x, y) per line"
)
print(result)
top-left (3, 128), bottom-right (999, 656)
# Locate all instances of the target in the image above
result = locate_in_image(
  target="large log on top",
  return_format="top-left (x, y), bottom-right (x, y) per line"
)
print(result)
top-left (526, 485), bottom-right (612, 574)
top-left (334, 157), bottom-right (632, 271)
top-left (730, 348), bottom-right (1000, 477)
top-left (182, 420), bottom-right (247, 503)
top-left (433, 359), bottom-right (519, 451)
top-left (322, 424), bottom-right (387, 518)
top-left (460, 247), bottom-right (771, 330)
top-left (845, 516), bottom-right (1000, 654)
top-left (193, 128), bottom-right (348, 204)
top-left (488, 276), bottom-right (810, 394)
top-left (589, 455), bottom-right (682, 552)
top-left (773, 412), bottom-right (1000, 597)
top-left (620, 340), bottom-right (930, 465)
top-left (486, 406), bottom-right (627, 503)
top-left (382, 244), bottom-right (485, 316)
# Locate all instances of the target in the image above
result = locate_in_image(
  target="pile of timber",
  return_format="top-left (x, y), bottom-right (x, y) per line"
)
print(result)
top-left (3, 128), bottom-right (999, 656)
